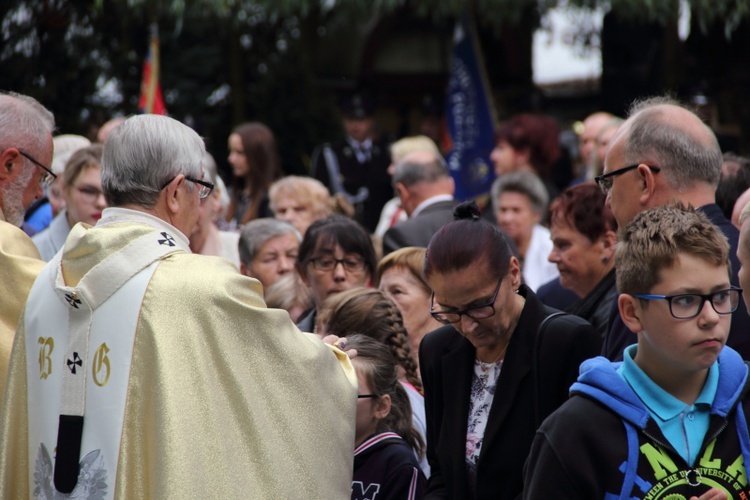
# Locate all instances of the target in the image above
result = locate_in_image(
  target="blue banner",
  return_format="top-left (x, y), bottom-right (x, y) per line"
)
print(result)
top-left (444, 12), bottom-right (496, 201)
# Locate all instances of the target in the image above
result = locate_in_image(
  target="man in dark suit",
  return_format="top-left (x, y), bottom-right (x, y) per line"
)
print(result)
top-left (310, 91), bottom-right (392, 233)
top-left (382, 150), bottom-right (456, 255)
top-left (599, 95), bottom-right (750, 360)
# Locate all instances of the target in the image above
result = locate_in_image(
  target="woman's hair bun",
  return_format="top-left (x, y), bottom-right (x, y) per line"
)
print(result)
top-left (453, 200), bottom-right (481, 221)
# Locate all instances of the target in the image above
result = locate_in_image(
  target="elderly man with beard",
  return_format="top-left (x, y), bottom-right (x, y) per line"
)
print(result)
top-left (0, 91), bottom-right (54, 401)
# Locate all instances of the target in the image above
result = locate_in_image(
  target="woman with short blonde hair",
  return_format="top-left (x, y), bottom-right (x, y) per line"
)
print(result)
top-left (269, 176), bottom-right (332, 236)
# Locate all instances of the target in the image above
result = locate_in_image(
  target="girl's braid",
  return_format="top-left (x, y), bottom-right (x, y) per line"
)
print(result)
top-left (383, 299), bottom-right (423, 395)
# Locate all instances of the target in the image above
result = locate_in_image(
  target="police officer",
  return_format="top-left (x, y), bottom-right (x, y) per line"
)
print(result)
top-left (311, 91), bottom-right (392, 233)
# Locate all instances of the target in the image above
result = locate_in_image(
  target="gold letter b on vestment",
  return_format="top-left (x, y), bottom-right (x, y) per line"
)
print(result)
top-left (37, 337), bottom-right (54, 379)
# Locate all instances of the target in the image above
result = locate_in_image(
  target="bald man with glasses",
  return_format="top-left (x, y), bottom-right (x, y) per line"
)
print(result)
top-left (597, 95), bottom-right (750, 361)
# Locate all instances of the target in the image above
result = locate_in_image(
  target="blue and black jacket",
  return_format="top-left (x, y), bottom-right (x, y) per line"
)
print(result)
top-left (352, 432), bottom-right (426, 500)
top-left (523, 347), bottom-right (750, 499)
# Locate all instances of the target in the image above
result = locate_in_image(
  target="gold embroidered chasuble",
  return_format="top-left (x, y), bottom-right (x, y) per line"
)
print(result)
top-left (0, 209), bottom-right (357, 498)
top-left (0, 215), bottom-right (45, 407)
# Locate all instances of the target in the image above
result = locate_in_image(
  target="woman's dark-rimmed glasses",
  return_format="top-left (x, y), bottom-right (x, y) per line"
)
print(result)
top-left (430, 275), bottom-right (503, 325)
top-left (308, 256), bottom-right (366, 273)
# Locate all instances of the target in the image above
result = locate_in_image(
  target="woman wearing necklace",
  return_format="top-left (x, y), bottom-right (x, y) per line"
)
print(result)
top-left (419, 201), bottom-right (599, 499)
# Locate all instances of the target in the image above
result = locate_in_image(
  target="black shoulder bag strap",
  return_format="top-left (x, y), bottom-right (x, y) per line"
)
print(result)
top-left (533, 311), bottom-right (567, 428)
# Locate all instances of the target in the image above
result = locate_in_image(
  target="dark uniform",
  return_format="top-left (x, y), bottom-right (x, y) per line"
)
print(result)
top-left (310, 91), bottom-right (392, 233)
top-left (311, 137), bottom-right (392, 233)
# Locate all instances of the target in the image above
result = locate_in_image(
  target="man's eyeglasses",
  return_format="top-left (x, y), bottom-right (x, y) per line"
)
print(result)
top-left (633, 287), bottom-right (742, 319)
top-left (308, 256), bottom-right (366, 273)
top-left (358, 394), bottom-right (379, 399)
top-left (430, 276), bottom-right (503, 325)
top-left (18, 150), bottom-right (56, 189)
top-left (595, 164), bottom-right (660, 195)
top-left (160, 175), bottom-right (214, 200)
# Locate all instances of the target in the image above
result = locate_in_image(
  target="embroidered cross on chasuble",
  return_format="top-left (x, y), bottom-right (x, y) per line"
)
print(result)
top-left (0, 207), bottom-right (357, 499)
top-left (27, 226), bottom-right (185, 495)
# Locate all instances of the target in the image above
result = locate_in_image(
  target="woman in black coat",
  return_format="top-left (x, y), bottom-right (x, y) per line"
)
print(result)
top-left (419, 201), bottom-right (600, 499)
top-left (547, 183), bottom-right (618, 338)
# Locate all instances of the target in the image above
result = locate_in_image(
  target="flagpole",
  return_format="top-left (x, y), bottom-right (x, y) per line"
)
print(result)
top-left (465, 10), bottom-right (499, 131)
top-left (443, 9), bottom-right (498, 202)
top-left (465, 8), bottom-right (498, 211)
top-left (146, 23), bottom-right (159, 114)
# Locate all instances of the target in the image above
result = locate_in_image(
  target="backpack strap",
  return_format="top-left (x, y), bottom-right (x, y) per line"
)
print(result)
top-left (533, 311), bottom-right (567, 428)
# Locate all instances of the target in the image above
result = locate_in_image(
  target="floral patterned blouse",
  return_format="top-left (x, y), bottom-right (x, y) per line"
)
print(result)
top-left (465, 358), bottom-right (503, 494)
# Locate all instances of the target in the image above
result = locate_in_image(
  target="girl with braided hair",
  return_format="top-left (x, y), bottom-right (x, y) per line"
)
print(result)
top-left (318, 287), bottom-right (422, 393)
top-left (318, 287), bottom-right (429, 476)
top-left (342, 335), bottom-right (425, 500)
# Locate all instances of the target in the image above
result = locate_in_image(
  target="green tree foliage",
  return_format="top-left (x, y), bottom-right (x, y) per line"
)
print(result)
top-left (3, 0), bottom-right (749, 171)
top-left (182, 0), bottom-right (750, 35)
top-left (2, 2), bottom-right (114, 135)
top-left (155, 2), bottom-right (342, 176)
top-left (1, 0), bottom-right (342, 177)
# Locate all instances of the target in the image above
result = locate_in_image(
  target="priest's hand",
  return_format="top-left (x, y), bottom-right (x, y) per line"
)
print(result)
top-left (322, 335), bottom-right (358, 359)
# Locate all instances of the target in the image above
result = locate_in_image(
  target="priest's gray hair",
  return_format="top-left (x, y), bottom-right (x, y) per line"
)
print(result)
top-left (238, 218), bottom-right (301, 265)
top-left (0, 91), bottom-right (55, 160)
top-left (101, 114), bottom-right (206, 208)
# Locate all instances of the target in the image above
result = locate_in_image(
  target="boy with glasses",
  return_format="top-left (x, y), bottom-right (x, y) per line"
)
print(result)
top-left (524, 203), bottom-right (750, 499)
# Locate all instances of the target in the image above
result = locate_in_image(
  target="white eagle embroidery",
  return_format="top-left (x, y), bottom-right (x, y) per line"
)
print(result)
top-left (34, 443), bottom-right (108, 499)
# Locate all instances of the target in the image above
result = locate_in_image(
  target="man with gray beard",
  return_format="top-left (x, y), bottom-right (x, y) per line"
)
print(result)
top-left (0, 91), bottom-right (55, 401)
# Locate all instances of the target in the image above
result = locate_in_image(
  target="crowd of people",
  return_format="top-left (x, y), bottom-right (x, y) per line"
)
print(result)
top-left (3, 87), bottom-right (750, 499)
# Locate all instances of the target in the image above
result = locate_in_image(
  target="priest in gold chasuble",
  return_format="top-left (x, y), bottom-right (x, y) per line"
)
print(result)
top-left (0, 115), bottom-right (357, 499)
